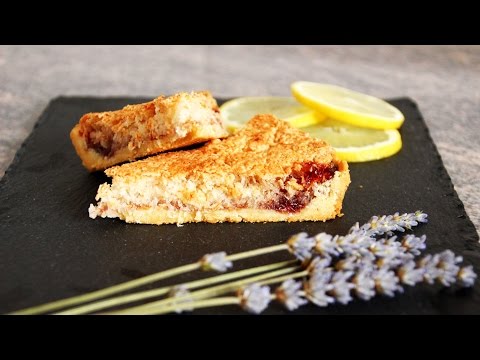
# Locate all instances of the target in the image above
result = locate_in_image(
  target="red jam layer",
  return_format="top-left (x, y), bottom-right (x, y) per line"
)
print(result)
top-left (86, 135), bottom-right (114, 157)
top-left (266, 161), bottom-right (338, 213)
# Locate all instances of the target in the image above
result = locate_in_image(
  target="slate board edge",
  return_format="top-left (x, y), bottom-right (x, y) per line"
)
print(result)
top-left (404, 99), bottom-right (479, 244)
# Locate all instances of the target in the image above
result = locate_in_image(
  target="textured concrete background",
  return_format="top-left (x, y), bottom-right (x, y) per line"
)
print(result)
top-left (0, 45), bottom-right (479, 233)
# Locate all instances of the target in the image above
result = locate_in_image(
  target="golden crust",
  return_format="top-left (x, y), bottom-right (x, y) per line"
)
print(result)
top-left (96, 162), bottom-right (350, 224)
top-left (70, 91), bottom-right (229, 172)
top-left (91, 115), bottom-right (351, 225)
top-left (106, 114), bottom-right (336, 180)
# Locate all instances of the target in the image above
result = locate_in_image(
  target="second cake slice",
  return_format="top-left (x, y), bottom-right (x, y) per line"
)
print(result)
top-left (89, 114), bottom-right (351, 225)
top-left (70, 91), bottom-right (228, 171)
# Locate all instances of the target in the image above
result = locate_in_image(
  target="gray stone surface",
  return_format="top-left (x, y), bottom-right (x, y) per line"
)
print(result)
top-left (0, 45), bottom-right (479, 234)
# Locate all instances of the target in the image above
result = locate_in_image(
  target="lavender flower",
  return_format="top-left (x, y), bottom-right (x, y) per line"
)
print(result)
top-left (239, 284), bottom-right (271, 314)
top-left (308, 256), bottom-right (333, 272)
top-left (393, 211), bottom-right (428, 229)
top-left (359, 211), bottom-right (428, 238)
top-left (288, 232), bottom-right (316, 261)
top-left (374, 267), bottom-right (403, 297)
top-left (200, 251), bottom-right (233, 272)
top-left (330, 270), bottom-right (355, 304)
top-left (353, 265), bottom-right (376, 300)
top-left (303, 257), bottom-right (333, 303)
top-left (457, 266), bottom-right (477, 287)
top-left (169, 285), bottom-right (193, 313)
top-left (401, 234), bottom-right (427, 255)
top-left (436, 250), bottom-right (462, 286)
top-left (414, 211), bottom-right (428, 223)
top-left (374, 237), bottom-right (414, 268)
top-left (314, 232), bottom-right (340, 256)
top-left (418, 254), bottom-right (441, 284)
top-left (367, 215), bottom-right (397, 236)
top-left (397, 260), bottom-right (425, 286)
top-left (305, 267), bottom-right (335, 307)
top-left (392, 212), bottom-right (421, 230)
top-left (356, 249), bottom-right (377, 263)
top-left (349, 232), bottom-right (375, 251)
top-left (334, 234), bottom-right (359, 254)
top-left (369, 239), bottom-right (391, 258)
top-left (335, 255), bottom-right (359, 271)
top-left (308, 212), bottom-right (429, 265)
top-left (276, 279), bottom-right (308, 311)
top-left (348, 222), bottom-right (363, 234)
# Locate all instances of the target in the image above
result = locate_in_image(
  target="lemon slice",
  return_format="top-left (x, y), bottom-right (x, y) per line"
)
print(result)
top-left (220, 96), bottom-right (325, 132)
top-left (291, 82), bottom-right (404, 130)
top-left (302, 119), bottom-right (402, 162)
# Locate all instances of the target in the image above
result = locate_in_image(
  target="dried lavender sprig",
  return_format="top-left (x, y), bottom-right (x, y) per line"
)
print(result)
top-left (128, 284), bottom-right (274, 316)
top-left (114, 241), bottom-right (475, 314)
top-left (288, 211), bottom-right (428, 262)
top-left (419, 250), bottom-right (468, 287)
top-left (11, 261), bottom-right (200, 315)
top-left (106, 266), bottom-right (299, 315)
top-left (130, 271), bottom-right (309, 315)
top-left (299, 231), bottom-right (424, 271)
top-left (15, 210), bottom-right (473, 316)
top-left (136, 284), bottom-right (274, 316)
top-left (144, 246), bottom-right (476, 315)
top-left (13, 211), bottom-right (427, 314)
top-left (300, 248), bottom-right (475, 311)
top-left (11, 245), bottom-right (288, 315)
top-left (356, 211), bottom-right (429, 238)
top-left (114, 248), bottom-right (478, 315)
top-left (279, 228), bottom-right (475, 312)
top-left (132, 232), bottom-right (475, 315)
top-left (283, 229), bottom-right (476, 314)
top-left (56, 260), bottom-right (296, 315)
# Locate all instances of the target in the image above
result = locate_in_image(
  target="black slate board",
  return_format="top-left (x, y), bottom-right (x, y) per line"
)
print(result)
top-left (1, 97), bottom-right (479, 315)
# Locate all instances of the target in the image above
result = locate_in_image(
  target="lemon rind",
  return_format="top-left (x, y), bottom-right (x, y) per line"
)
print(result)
top-left (291, 82), bottom-right (404, 130)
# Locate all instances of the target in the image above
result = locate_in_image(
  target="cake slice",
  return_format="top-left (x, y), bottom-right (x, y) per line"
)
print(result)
top-left (70, 91), bottom-right (229, 171)
top-left (89, 114), bottom-right (351, 225)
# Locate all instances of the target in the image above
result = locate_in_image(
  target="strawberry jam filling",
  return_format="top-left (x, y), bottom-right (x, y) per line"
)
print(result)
top-left (86, 134), bottom-right (115, 157)
top-left (266, 161), bottom-right (338, 213)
